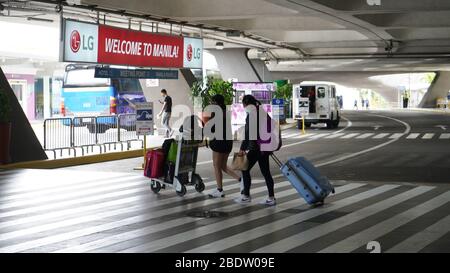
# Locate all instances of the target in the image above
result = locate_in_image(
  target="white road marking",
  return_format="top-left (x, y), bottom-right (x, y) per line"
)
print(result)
top-left (406, 133), bottom-right (420, 139)
top-left (356, 133), bottom-right (375, 139)
top-left (373, 133), bottom-right (390, 139)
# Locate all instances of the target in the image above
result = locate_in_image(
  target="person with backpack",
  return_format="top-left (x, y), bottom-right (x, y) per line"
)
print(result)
top-left (236, 95), bottom-right (280, 206)
top-left (208, 94), bottom-right (241, 198)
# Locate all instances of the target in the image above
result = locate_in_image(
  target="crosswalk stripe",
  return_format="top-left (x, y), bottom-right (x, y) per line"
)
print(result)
top-left (406, 133), bottom-right (420, 139)
top-left (293, 134), bottom-right (313, 139)
top-left (356, 133), bottom-right (375, 139)
top-left (0, 171), bottom-right (129, 195)
top-left (422, 133), bottom-right (435, 139)
top-left (184, 185), bottom-right (397, 253)
top-left (0, 175), bottom-right (143, 203)
top-left (0, 179), bottom-right (272, 252)
top-left (373, 133), bottom-right (390, 139)
top-left (389, 133), bottom-right (405, 139)
top-left (0, 176), bottom-right (229, 225)
top-left (386, 214), bottom-right (450, 253)
top-left (318, 191), bottom-right (450, 253)
top-left (52, 183), bottom-right (363, 253)
top-left (121, 184), bottom-right (396, 253)
top-left (309, 133), bottom-right (331, 139)
top-left (341, 133), bottom-right (360, 139)
top-left (0, 178), bottom-right (146, 209)
top-left (324, 133), bottom-right (345, 139)
top-left (282, 133), bottom-right (299, 139)
top-left (0, 178), bottom-right (244, 237)
top-left (252, 186), bottom-right (434, 253)
top-left (439, 133), bottom-right (450, 139)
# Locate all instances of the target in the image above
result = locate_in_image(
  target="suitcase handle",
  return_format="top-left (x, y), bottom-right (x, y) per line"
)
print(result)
top-left (270, 154), bottom-right (283, 168)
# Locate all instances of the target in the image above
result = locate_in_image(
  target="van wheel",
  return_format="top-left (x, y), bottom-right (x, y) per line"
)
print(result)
top-left (326, 120), bottom-right (334, 129)
top-left (333, 115), bottom-right (340, 128)
top-left (305, 123), bottom-right (312, 128)
top-left (326, 114), bottom-right (335, 129)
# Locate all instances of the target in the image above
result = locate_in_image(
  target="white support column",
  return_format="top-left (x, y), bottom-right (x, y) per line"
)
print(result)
top-left (43, 76), bottom-right (51, 119)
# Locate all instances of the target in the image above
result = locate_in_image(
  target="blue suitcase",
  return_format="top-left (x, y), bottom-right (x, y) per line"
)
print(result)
top-left (272, 155), bottom-right (335, 205)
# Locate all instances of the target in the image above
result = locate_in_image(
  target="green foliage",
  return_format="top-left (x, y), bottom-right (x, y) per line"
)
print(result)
top-left (190, 77), bottom-right (236, 110)
top-left (422, 73), bottom-right (436, 85)
top-left (206, 77), bottom-right (235, 105)
top-left (274, 83), bottom-right (293, 101)
top-left (0, 90), bottom-right (12, 123)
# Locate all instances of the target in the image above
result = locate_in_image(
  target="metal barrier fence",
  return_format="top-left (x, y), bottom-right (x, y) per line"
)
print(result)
top-left (72, 116), bottom-right (101, 156)
top-left (43, 118), bottom-right (76, 159)
top-left (43, 114), bottom-right (142, 159)
top-left (118, 114), bottom-right (143, 150)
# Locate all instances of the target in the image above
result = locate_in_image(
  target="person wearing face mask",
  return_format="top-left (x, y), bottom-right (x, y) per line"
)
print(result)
top-left (208, 94), bottom-right (241, 198)
top-left (236, 95), bottom-right (276, 206)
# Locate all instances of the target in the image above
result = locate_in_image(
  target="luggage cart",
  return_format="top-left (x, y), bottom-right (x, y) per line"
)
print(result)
top-left (149, 136), bottom-right (205, 197)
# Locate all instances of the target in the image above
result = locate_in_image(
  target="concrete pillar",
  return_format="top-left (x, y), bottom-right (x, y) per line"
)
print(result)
top-left (43, 76), bottom-right (51, 119)
top-left (419, 71), bottom-right (450, 108)
top-left (209, 48), bottom-right (272, 82)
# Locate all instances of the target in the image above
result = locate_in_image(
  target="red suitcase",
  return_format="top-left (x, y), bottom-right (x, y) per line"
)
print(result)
top-left (144, 149), bottom-right (165, 178)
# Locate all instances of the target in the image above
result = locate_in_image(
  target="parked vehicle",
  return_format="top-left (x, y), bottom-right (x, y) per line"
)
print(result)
top-left (60, 65), bottom-right (147, 133)
top-left (292, 82), bottom-right (340, 129)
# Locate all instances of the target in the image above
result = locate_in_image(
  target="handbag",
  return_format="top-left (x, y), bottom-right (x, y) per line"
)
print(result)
top-left (231, 152), bottom-right (249, 171)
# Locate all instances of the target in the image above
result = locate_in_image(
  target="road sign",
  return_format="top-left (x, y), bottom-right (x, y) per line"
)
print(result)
top-left (272, 98), bottom-right (285, 121)
top-left (94, 67), bottom-right (178, 79)
top-left (136, 102), bottom-right (154, 136)
top-left (298, 98), bottom-right (309, 115)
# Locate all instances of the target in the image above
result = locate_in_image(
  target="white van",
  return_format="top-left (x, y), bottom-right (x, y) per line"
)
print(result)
top-left (292, 82), bottom-right (340, 129)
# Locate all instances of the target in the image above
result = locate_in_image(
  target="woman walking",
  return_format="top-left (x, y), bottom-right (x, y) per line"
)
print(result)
top-left (236, 95), bottom-right (276, 206)
top-left (208, 94), bottom-right (241, 198)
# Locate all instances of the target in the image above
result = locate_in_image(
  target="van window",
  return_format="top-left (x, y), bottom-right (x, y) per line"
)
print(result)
top-left (317, 87), bottom-right (326, 98)
top-left (299, 86), bottom-right (314, 98)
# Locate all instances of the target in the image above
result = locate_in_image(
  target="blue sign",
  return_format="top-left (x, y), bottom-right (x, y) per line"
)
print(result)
top-left (94, 67), bottom-right (178, 79)
top-left (137, 109), bottom-right (153, 121)
top-left (272, 98), bottom-right (285, 121)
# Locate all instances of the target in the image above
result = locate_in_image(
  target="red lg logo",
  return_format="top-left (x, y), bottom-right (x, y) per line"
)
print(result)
top-left (70, 30), bottom-right (81, 53)
top-left (187, 44), bottom-right (193, 61)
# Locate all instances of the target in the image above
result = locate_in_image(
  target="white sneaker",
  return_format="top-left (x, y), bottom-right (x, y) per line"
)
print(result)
top-left (209, 189), bottom-right (225, 198)
top-left (263, 197), bottom-right (276, 206)
top-left (234, 195), bottom-right (251, 204)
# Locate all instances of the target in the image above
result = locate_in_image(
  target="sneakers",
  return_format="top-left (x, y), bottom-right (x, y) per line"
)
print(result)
top-left (263, 197), bottom-right (276, 206)
top-left (234, 195), bottom-right (251, 204)
top-left (209, 189), bottom-right (225, 198)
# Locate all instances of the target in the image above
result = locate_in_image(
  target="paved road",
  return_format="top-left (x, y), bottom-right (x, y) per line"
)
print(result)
top-left (1, 110), bottom-right (449, 253)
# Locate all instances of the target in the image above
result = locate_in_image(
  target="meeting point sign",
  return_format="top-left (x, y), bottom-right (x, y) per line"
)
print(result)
top-left (61, 19), bottom-right (203, 69)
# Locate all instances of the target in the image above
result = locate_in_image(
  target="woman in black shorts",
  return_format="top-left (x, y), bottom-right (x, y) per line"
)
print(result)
top-left (208, 94), bottom-right (241, 198)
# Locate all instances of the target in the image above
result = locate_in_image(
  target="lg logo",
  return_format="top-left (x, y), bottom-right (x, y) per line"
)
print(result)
top-left (367, 0), bottom-right (381, 6)
top-left (187, 44), bottom-right (193, 61)
top-left (70, 30), bottom-right (81, 53)
top-left (187, 44), bottom-right (201, 62)
top-left (69, 29), bottom-right (95, 53)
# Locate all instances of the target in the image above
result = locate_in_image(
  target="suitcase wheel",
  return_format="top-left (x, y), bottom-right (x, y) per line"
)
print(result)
top-left (150, 181), bottom-right (162, 194)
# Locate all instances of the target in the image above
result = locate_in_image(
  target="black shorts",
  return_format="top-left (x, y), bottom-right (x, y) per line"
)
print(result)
top-left (209, 140), bottom-right (233, 154)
